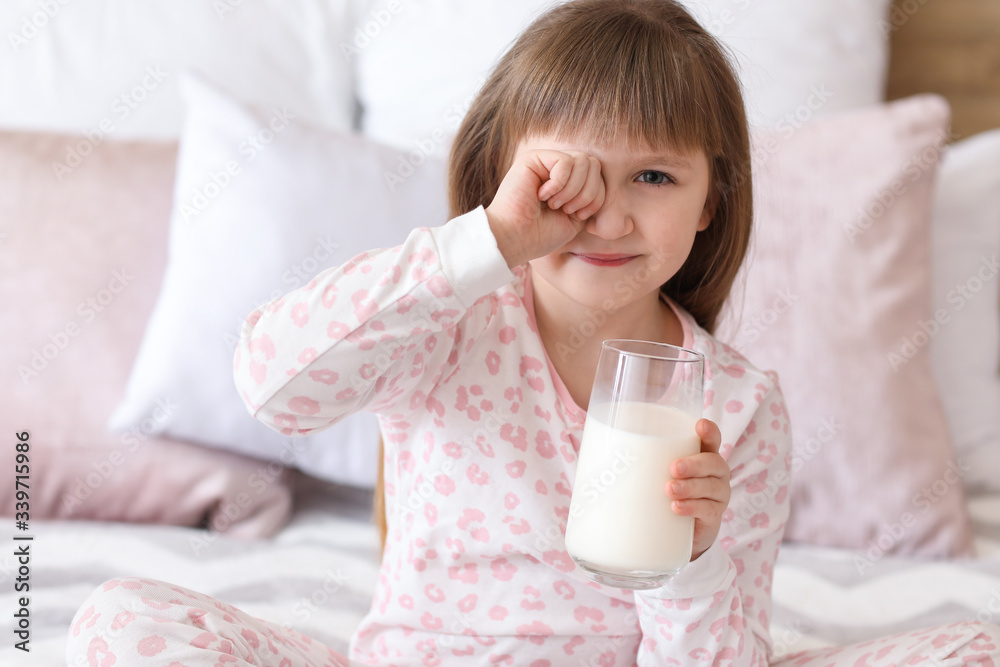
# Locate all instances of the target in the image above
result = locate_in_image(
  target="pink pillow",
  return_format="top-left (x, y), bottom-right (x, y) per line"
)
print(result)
top-left (0, 131), bottom-right (292, 537)
top-left (718, 95), bottom-right (974, 558)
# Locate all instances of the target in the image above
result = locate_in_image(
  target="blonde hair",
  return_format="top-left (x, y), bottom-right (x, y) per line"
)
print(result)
top-left (448, 0), bottom-right (752, 334)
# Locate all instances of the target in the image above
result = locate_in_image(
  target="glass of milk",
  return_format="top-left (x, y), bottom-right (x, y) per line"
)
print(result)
top-left (564, 339), bottom-right (704, 590)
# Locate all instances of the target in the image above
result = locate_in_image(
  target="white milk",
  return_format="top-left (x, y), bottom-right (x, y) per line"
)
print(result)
top-left (564, 401), bottom-right (701, 574)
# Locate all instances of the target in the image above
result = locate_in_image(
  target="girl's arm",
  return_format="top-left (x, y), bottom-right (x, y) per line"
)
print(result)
top-left (233, 207), bottom-right (514, 434)
top-left (634, 372), bottom-right (791, 666)
top-left (234, 145), bottom-right (600, 435)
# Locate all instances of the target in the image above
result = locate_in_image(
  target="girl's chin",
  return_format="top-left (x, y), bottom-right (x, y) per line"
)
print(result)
top-left (531, 262), bottom-right (664, 309)
top-left (557, 286), bottom-right (649, 312)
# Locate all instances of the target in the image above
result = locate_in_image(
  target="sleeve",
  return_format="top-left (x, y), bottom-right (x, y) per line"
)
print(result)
top-left (634, 371), bottom-right (792, 666)
top-left (232, 206), bottom-right (515, 436)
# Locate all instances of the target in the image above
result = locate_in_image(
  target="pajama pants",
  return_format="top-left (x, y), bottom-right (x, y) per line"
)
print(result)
top-left (66, 577), bottom-right (1000, 666)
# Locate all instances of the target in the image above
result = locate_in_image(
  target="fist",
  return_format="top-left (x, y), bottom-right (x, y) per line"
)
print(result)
top-left (485, 149), bottom-right (607, 268)
top-left (665, 418), bottom-right (732, 562)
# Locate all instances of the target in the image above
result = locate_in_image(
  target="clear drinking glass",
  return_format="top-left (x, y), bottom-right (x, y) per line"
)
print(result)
top-left (564, 339), bottom-right (705, 590)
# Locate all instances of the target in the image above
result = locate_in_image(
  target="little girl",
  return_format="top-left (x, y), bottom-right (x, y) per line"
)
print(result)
top-left (68, 1), bottom-right (1000, 665)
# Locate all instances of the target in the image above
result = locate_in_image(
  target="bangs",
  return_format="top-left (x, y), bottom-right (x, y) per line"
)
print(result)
top-left (501, 3), bottom-right (724, 157)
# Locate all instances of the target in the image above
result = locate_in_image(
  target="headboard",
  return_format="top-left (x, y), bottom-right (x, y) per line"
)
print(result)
top-left (886, 0), bottom-right (1000, 140)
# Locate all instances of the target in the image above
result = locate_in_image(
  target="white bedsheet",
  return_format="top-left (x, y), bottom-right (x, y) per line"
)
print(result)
top-left (3, 475), bottom-right (998, 665)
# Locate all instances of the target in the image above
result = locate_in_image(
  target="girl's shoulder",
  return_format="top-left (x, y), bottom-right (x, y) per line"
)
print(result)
top-left (672, 302), bottom-right (791, 460)
top-left (670, 298), bottom-right (782, 397)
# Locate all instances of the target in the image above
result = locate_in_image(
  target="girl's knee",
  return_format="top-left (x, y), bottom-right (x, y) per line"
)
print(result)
top-left (66, 577), bottom-right (184, 664)
top-left (71, 578), bottom-right (141, 632)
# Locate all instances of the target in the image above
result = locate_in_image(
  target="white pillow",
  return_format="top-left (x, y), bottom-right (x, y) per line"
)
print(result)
top-left (929, 129), bottom-right (1000, 496)
top-left (0, 0), bottom-right (355, 139)
top-left (352, 0), bottom-right (891, 154)
top-left (107, 71), bottom-right (449, 488)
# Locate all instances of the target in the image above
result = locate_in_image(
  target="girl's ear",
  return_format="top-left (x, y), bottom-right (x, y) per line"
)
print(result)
top-left (697, 184), bottom-right (719, 232)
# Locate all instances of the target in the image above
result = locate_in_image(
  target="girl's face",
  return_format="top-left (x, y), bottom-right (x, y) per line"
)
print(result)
top-left (516, 131), bottom-right (716, 313)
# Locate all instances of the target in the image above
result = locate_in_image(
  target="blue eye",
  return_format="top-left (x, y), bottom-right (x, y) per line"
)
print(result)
top-left (637, 170), bottom-right (674, 186)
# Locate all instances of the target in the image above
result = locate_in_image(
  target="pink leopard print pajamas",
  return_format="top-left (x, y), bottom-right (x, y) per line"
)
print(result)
top-left (67, 207), bottom-right (999, 665)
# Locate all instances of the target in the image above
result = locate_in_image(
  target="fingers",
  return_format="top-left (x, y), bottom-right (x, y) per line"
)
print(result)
top-left (673, 453), bottom-right (728, 482)
top-left (695, 418), bottom-right (722, 454)
top-left (533, 150), bottom-right (605, 220)
top-left (665, 419), bottom-right (730, 554)
top-left (557, 157), bottom-right (604, 220)
top-left (667, 418), bottom-right (730, 517)
top-left (666, 476), bottom-right (726, 502)
top-left (539, 153), bottom-right (587, 207)
top-left (666, 473), bottom-right (730, 519)
top-left (669, 419), bottom-right (724, 475)
top-left (669, 495), bottom-right (728, 521)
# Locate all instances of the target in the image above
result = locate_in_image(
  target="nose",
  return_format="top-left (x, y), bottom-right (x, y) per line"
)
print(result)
top-left (584, 190), bottom-right (633, 240)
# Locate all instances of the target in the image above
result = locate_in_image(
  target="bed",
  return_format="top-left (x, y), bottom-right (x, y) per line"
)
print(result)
top-left (1, 0), bottom-right (999, 664)
top-left (1, 478), bottom-right (999, 664)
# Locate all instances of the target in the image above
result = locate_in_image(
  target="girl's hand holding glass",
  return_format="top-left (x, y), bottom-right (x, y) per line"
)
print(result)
top-left (667, 417), bottom-right (731, 563)
top-left (485, 148), bottom-right (607, 268)
top-left (565, 341), bottom-right (732, 589)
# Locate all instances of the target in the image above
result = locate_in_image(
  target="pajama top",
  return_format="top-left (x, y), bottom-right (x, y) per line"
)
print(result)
top-left (233, 206), bottom-right (793, 666)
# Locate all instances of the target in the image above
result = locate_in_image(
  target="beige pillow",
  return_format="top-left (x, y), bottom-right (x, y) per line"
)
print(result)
top-left (718, 95), bottom-right (974, 558)
top-left (0, 131), bottom-right (292, 537)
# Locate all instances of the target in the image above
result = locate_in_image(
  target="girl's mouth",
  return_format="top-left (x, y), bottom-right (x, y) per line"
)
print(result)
top-left (572, 253), bottom-right (638, 267)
